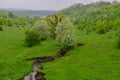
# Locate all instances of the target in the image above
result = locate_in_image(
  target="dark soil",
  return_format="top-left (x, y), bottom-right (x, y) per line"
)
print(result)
top-left (35, 72), bottom-right (46, 80)
top-left (111, 54), bottom-right (120, 59)
top-left (18, 77), bottom-right (24, 80)
top-left (19, 56), bottom-right (54, 80)
top-left (19, 42), bottom-right (83, 80)
top-left (76, 43), bottom-right (85, 47)
top-left (56, 49), bottom-right (67, 57)
top-left (26, 56), bottom-right (54, 62)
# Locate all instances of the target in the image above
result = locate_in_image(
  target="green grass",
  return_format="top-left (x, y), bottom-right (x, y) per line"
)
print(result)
top-left (0, 26), bottom-right (59, 80)
top-left (0, 26), bottom-right (120, 80)
top-left (43, 32), bottom-right (120, 80)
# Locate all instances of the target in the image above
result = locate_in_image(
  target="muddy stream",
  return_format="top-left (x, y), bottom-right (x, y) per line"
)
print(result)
top-left (19, 56), bottom-right (54, 80)
top-left (19, 43), bottom-right (84, 80)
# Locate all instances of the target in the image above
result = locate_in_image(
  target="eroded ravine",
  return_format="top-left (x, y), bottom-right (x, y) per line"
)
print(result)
top-left (19, 43), bottom-right (84, 80)
top-left (19, 56), bottom-right (54, 80)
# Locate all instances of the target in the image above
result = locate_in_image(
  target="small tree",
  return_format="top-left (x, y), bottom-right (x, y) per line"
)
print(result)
top-left (8, 12), bottom-right (14, 18)
top-left (32, 20), bottom-right (50, 40)
top-left (25, 30), bottom-right (40, 47)
top-left (0, 26), bottom-right (3, 31)
top-left (56, 18), bottom-right (75, 56)
top-left (47, 12), bottom-right (66, 39)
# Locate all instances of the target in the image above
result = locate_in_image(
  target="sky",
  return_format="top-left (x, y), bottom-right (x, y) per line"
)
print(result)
top-left (0, 0), bottom-right (119, 10)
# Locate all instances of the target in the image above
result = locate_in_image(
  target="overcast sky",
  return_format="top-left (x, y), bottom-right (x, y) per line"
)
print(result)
top-left (0, 0), bottom-right (119, 10)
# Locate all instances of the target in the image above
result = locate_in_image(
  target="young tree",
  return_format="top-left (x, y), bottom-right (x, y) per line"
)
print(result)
top-left (32, 20), bottom-right (50, 40)
top-left (56, 18), bottom-right (75, 56)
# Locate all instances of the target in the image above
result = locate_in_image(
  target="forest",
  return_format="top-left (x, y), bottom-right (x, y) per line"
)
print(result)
top-left (0, 1), bottom-right (120, 80)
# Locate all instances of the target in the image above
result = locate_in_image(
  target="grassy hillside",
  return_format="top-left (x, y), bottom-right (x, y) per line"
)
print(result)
top-left (0, 1), bottom-right (120, 80)
top-left (0, 25), bottom-right (120, 80)
top-left (44, 31), bottom-right (120, 80)
top-left (60, 1), bottom-right (120, 34)
top-left (0, 26), bottom-right (59, 80)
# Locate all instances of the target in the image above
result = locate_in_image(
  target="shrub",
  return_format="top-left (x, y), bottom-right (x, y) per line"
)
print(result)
top-left (97, 27), bottom-right (106, 34)
top-left (116, 29), bottom-right (120, 48)
top-left (25, 30), bottom-right (40, 47)
top-left (117, 35), bottom-right (120, 49)
top-left (0, 26), bottom-right (3, 31)
top-left (96, 22), bottom-right (106, 34)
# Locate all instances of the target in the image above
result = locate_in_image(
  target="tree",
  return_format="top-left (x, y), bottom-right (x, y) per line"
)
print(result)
top-left (46, 17), bottom-right (56, 39)
top-left (55, 18), bottom-right (75, 56)
top-left (32, 20), bottom-right (50, 40)
top-left (25, 30), bottom-right (40, 47)
top-left (6, 19), bottom-right (12, 27)
top-left (47, 12), bottom-right (66, 39)
top-left (8, 12), bottom-right (14, 18)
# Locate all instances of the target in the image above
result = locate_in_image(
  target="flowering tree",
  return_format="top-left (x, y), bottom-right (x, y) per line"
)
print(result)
top-left (56, 18), bottom-right (75, 53)
top-left (32, 20), bottom-right (50, 40)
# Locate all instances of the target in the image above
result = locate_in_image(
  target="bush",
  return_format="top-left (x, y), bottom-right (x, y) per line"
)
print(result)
top-left (97, 28), bottom-right (106, 34)
top-left (117, 35), bottom-right (120, 49)
top-left (0, 26), bottom-right (3, 31)
top-left (116, 28), bottom-right (120, 48)
top-left (96, 22), bottom-right (106, 34)
top-left (25, 30), bottom-right (40, 47)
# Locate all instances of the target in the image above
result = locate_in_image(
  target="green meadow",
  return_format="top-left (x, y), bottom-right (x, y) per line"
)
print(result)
top-left (0, 1), bottom-right (120, 80)
top-left (0, 26), bottom-right (119, 80)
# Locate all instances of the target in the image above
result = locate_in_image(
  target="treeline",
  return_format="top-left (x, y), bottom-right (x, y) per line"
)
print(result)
top-left (59, 1), bottom-right (120, 48)
top-left (60, 1), bottom-right (120, 33)
top-left (0, 10), bottom-right (39, 29)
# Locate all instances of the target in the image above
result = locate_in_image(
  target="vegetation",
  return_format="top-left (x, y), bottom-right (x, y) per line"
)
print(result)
top-left (117, 35), bottom-right (120, 48)
top-left (0, 1), bottom-right (120, 80)
top-left (8, 12), bottom-right (14, 18)
top-left (32, 20), bottom-right (50, 40)
top-left (116, 29), bottom-right (120, 48)
top-left (25, 30), bottom-right (40, 47)
top-left (0, 10), bottom-right (38, 28)
top-left (56, 18), bottom-right (75, 55)
top-left (61, 1), bottom-right (120, 34)
top-left (47, 12), bottom-right (66, 39)
top-left (0, 26), bottom-right (3, 31)
top-left (0, 26), bottom-right (119, 80)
